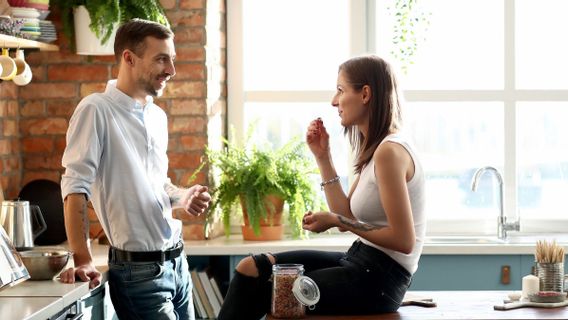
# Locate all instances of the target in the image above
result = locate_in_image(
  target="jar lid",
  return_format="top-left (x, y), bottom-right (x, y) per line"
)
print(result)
top-left (292, 276), bottom-right (320, 307)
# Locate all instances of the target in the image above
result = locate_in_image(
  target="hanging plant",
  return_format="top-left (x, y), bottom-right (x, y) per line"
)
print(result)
top-left (389, 0), bottom-right (431, 74)
top-left (52, 0), bottom-right (170, 48)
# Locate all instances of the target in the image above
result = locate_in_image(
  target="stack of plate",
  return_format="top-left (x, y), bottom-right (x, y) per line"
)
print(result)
top-left (10, 2), bottom-right (54, 43)
top-left (11, 6), bottom-right (40, 19)
top-left (37, 19), bottom-right (55, 43)
top-left (19, 17), bottom-right (40, 40)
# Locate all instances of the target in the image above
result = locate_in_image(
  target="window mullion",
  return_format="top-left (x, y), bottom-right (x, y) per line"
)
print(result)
top-left (504, 0), bottom-right (518, 223)
top-left (226, 0), bottom-right (245, 143)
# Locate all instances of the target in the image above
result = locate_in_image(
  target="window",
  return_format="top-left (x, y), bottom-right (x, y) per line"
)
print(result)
top-left (228, 0), bottom-right (568, 235)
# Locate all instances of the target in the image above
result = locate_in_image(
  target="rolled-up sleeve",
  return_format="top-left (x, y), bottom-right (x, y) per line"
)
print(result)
top-left (61, 100), bottom-right (103, 200)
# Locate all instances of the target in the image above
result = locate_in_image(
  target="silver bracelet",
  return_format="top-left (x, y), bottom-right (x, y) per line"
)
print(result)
top-left (320, 176), bottom-right (340, 190)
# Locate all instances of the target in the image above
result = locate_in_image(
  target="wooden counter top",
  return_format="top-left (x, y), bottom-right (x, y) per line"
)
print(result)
top-left (266, 291), bottom-right (568, 320)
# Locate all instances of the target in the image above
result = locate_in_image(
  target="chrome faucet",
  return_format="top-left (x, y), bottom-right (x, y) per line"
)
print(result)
top-left (471, 166), bottom-right (520, 241)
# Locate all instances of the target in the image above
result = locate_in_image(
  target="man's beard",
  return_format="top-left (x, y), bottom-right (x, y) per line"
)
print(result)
top-left (138, 75), bottom-right (166, 97)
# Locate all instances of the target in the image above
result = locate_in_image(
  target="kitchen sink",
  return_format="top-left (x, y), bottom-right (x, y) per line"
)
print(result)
top-left (425, 236), bottom-right (505, 244)
top-left (425, 234), bottom-right (568, 245)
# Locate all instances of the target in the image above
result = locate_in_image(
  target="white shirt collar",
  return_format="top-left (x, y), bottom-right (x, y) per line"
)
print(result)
top-left (104, 79), bottom-right (154, 111)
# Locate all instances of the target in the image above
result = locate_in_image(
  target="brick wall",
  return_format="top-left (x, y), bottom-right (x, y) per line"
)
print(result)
top-left (0, 0), bottom-right (226, 239)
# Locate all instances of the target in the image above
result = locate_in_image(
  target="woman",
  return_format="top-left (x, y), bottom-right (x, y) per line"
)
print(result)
top-left (218, 55), bottom-right (425, 319)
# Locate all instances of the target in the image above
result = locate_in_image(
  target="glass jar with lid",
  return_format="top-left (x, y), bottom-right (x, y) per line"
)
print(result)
top-left (271, 264), bottom-right (320, 319)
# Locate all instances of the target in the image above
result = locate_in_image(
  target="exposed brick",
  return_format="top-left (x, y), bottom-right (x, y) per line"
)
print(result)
top-left (0, 101), bottom-right (6, 117)
top-left (20, 118), bottom-right (68, 136)
top-left (0, 139), bottom-right (12, 155)
top-left (55, 137), bottom-right (67, 153)
top-left (111, 65), bottom-right (119, 78)
top-left (174, 27), bottom-right (205, 44)
top-left (7, 100), bottom-right (18, 117)
top-left (160, 0), bottom-right (177, 9)
top-left (29, 65), bottom-right (46, 82)
top-left (170, 99), bottom-right (206, 115)
top-left (26, 51), bottom-right (82, 66)
top-left (168, 137), bottom-right (179, 151)
top-left (180, 0), bottom-right (204, 10)
top-left (181, 222), bottom-right (206, 240)
top-left (175, 47), bottom-right (205, 62)
top-left (164, 81), bottom-right (205, 98)
top-left (4, 157), bottom-right (20, 171)
top-left (80, 82), bottom-right (107, 97)
top-left (0, 83), bottom-right (17, 99)
top-left (168, 10), bottom-right (205, 27)
top-left (173, 63), bottom-right (205, 81)
top-left (22, 137), bottom-right (55, 153)
top-left (48, 65), bottom-right (110, 81)
top-left (170, 116), bottom-right (206, 133)
top-left (0, 100), bottom-right (18, 117)
top-left (0, 5), bottom-right (225, 199)
top-left (169, 152), bottom-right (202, 169)
top-left (179, 135), bottom-right (207, 151)
top-left (24, 155), bottom-right (62, 170)
top-left (19, 83), bottom-right (77, 99)
top-left (46, 99), bottom-right (78, 117)
top-left (3, 119), bottom-right (17, 136)
top-left (21, 101), bottom-right (45, 117)
top-left (10, 139), bottom-right (20, 154)
top-left (2, 174), bottom-right (22, 199)
top-left (90, 56), bottom-right (115, 64)
top-left (22, 171), bottom-right (61, 186)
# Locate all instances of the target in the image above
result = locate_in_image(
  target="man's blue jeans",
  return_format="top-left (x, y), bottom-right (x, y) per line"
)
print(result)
top-left (108, 254), bottom-right (194, 320)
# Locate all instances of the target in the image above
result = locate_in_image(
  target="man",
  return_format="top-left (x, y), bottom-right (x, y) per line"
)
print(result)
top-left (59, 19), bottom-right (210, 320)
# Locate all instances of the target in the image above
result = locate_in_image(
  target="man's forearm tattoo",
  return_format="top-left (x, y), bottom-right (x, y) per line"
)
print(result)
top-left (164, 183), bottom-right (181, 206)
top-left (337, 215), bottom-right (380, 231)
top-left (79, 201), bottom-right (89, 241)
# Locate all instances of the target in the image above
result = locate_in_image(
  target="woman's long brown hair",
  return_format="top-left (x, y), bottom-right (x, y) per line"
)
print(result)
top-left (340, 55), bottom-right (403, 174)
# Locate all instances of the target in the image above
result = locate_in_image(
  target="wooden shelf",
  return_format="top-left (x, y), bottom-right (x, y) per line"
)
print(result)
top-left (0, 34), bottom-right (58, 51)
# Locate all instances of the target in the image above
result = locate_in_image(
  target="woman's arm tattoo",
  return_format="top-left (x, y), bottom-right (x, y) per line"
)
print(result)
top-left (337, 215), bottom-right (380, 231)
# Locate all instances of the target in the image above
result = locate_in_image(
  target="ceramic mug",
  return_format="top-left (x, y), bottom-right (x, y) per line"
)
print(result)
top-left (0, 48), bottom-right (17, 81)
top-left (12, 49), bottom-right (32, 86)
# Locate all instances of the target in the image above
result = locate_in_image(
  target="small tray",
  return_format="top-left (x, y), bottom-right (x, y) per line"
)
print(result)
top-left (529, 291), bottom-right (567, 303)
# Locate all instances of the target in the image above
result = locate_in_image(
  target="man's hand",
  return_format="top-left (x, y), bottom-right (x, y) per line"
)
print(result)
top-left (181, 184), bottom-right (211, 216)
top-left (59, 263), bottom-right (101, 289)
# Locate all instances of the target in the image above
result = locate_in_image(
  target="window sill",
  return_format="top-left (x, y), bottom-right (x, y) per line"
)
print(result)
top-left (183, 233), bottom-right (549, 255)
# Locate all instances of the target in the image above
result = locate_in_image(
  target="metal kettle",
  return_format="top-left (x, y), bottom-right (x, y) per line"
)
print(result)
top-left (0, 200), bottom-right (47, 250)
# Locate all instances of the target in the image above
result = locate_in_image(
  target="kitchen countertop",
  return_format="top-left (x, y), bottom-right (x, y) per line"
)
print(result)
top-left (0, 233), bottom-right (561, 319)
top-left (268, 291), bottom-right (568, 319)
top-left (0, 244), bottom-right (109, 320)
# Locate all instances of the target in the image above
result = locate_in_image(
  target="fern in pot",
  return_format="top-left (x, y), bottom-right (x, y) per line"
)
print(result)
top-left (207, 132), bottom-right (322, 240)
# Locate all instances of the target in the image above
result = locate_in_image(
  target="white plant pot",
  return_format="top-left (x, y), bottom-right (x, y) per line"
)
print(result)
top-left (73, 6), bottom-right (117, 55)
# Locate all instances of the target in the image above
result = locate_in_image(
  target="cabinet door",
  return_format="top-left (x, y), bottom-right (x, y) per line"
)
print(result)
top-left (410, 255), bottom-right (522, 290)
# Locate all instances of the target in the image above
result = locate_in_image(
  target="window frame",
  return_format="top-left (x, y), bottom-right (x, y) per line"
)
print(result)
top-left (227, 0), bottom-right (568, 235)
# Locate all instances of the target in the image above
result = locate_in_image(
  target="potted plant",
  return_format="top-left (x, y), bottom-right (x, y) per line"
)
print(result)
top-left (207, 130), bottom-right (323, 240)
top-left (51, 0), bottom-right (169, 54)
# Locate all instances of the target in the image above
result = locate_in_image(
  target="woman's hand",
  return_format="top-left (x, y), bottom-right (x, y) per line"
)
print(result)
top-left (302, 211), bottom-right (338, 233)
top-left (306, 118), bottom-right (330, 160)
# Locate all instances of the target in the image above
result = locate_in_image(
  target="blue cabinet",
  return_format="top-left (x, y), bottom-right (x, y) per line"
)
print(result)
top-left (410, 254), bottom-right (568, 290)
top-left (195, 253), bottom-right (567, 291)
top-left (410, 255), bottom-right (523, 290)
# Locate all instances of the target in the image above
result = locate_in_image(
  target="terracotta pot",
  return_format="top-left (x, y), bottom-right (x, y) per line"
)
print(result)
top-left (240, 194), bottom-right (284, 241)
